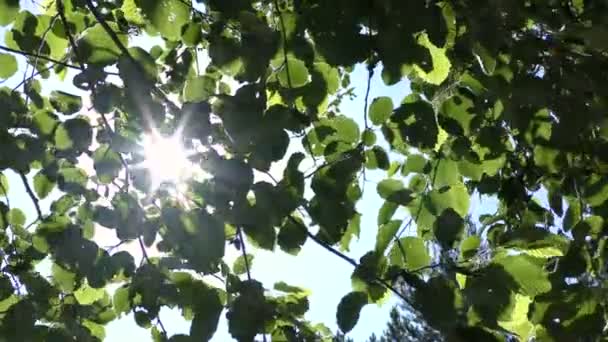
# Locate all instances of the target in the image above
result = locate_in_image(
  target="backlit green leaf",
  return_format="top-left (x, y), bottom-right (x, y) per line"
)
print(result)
top-left (0, 53), bottom-right (17, 79)
top-left (279, 56), bottom-right (310, 88)
top-left (375, 220), bottom-right (401, 254)
top-left (137, 0), bottom-right (190, 40)
top-left (184, 76), bottom-right (216, 103)
top-left (33, 171), bottom-right (55, 199)
top-left (0, 173), bottom-right (8, 196)
top-left (50, 91), bottom-right (82, 115)
top-left (74, 285), bottom-right (106, 305)
top-left (369, 97), bottom-right (393, 125)
top-left (377, 179), bottom-right (413, 205)
top-left (233, 254), bottom-right (254, 275)
top-left (0, 0), bottom-right (19, 26)
top-left (79, 23), bottom-right (128, 65)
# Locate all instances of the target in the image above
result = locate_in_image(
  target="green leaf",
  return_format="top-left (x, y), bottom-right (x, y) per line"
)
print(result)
top-left (278, 217), bottom-right (307, 255)
top-left (460, 236), bottom-right (481, 259)
top-left (279, 56), bottom-right (310, 88)
top-left (51, 263), bottom-right (76, 293)
top-left (93, 145), bottom-right (123, 184)
top-left (314, 62), bottom-right (340, 93)
top-left (362, 129), bottom-right (376, 146)
top-left (8, 208), bottom-right (25, 226)
top-left (0, 173), bottom-right (8, 196)
top-left (336, 291), bottom-right (368, 333)
top-left (369, 97), bottom-right (393, 125)
top-left (0, 0), bottom-right (19, 26)
top-left (434, 208), bottom-right (464, 249)
top-left (182, 22), bottom-right (203, 47)
top-left (80, 23), bottom-right (128, 65)
top-left (54, 117), bottom-right (92, 151)
top-left (113, 286), bottom-right (131, 315)
top-left (497, 294), bottom-right (535, 340)
top-left (375, 220), bottom-right (401, 254)
top-left (377, 179), bottom-right (413, 205)
top-left (340, 213), bottom-right (361, 252)
top-left (74, 285), bottom-right (106, 305)
top-left (413, 33), bottom-right (451, 85)
top-left (137, 0), bottom-right (190, 40)
top-left (33, 171), bottom-right (55, 199)
top-left (402, 154), bottom-right (428, 175)
top-left (233, 254), bottom-right (254, 275)
top-left (429, 183), bottom-right (470, 218)
top-left (365, 146), bottom-right (390, 170)
top-left (122, 0), bottom-right (145, 25)
top-left (517, 246), bottom-right (564, 259)
top-left (274, 281), bottom-right (308, 294)
top-left (118, 47), bottom-right (158, 83)
top-left (184, 76), bottom-right (216, 103)
top-left (378, 201), bottom-right (398, 226)
top-left (399, 237), bottom-right (431, 271)
top-left (434, 159), bottom-right (461, 187)
top-left (33, 110), bottom-right (59, 136)
top-left (50, 91), bottom-right (82, 115)
top-left (190, 288), bottom-right (223, 341)
top-left (0, 53), bottom-right (17, 79)
top-left (83, 320), bottom-right (106, 340)
top-left (494, 254), bottom-right (551, 296)
top-left (0, 276), bottom-right (12, 301)
top-left (391, 97), bottom-right (438, 150)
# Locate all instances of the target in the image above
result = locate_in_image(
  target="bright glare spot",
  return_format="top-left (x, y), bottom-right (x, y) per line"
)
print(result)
top-left (141, 133), bottom-right (193, 190)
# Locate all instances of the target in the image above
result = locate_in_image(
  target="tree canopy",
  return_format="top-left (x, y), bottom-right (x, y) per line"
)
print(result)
top-left (0, 0), bottom-right (608, 341)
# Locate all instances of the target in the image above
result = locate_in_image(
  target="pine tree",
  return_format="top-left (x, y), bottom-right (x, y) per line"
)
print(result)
top-left (367, 306), bottom-right (443, 342)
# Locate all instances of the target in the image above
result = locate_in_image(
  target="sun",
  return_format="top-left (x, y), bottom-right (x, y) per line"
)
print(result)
top-left (140, 132), bottom-right (194, 191)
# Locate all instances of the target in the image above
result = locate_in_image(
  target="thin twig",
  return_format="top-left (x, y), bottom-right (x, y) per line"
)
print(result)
top-left (363, 65), bottom-right (373, 131)
top-left (24, 13), bottom-right (60, 107)
top-left (0, 44), bottom-right (82, 71)
top-left (19, 172), bottom-right (42, 220)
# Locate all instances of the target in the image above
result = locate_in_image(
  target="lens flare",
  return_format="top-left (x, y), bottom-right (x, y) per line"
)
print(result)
top-left (140, 131), bottom-right (193, 191)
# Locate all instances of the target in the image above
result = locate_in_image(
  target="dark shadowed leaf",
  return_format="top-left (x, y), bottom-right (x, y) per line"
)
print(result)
top-left (336, 291), bottom-right (368, 333)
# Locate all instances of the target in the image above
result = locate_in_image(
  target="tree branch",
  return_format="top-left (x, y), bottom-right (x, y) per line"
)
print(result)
top-left (0, 44), bottom-right (82, 71)
top-left (287, 214), bottom-right (415, 307)
top-left (18, 172), bottom-right (42, 220)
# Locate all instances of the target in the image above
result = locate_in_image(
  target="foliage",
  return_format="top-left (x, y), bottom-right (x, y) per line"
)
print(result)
top-left (0, 0), bottom-right (607, 341)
